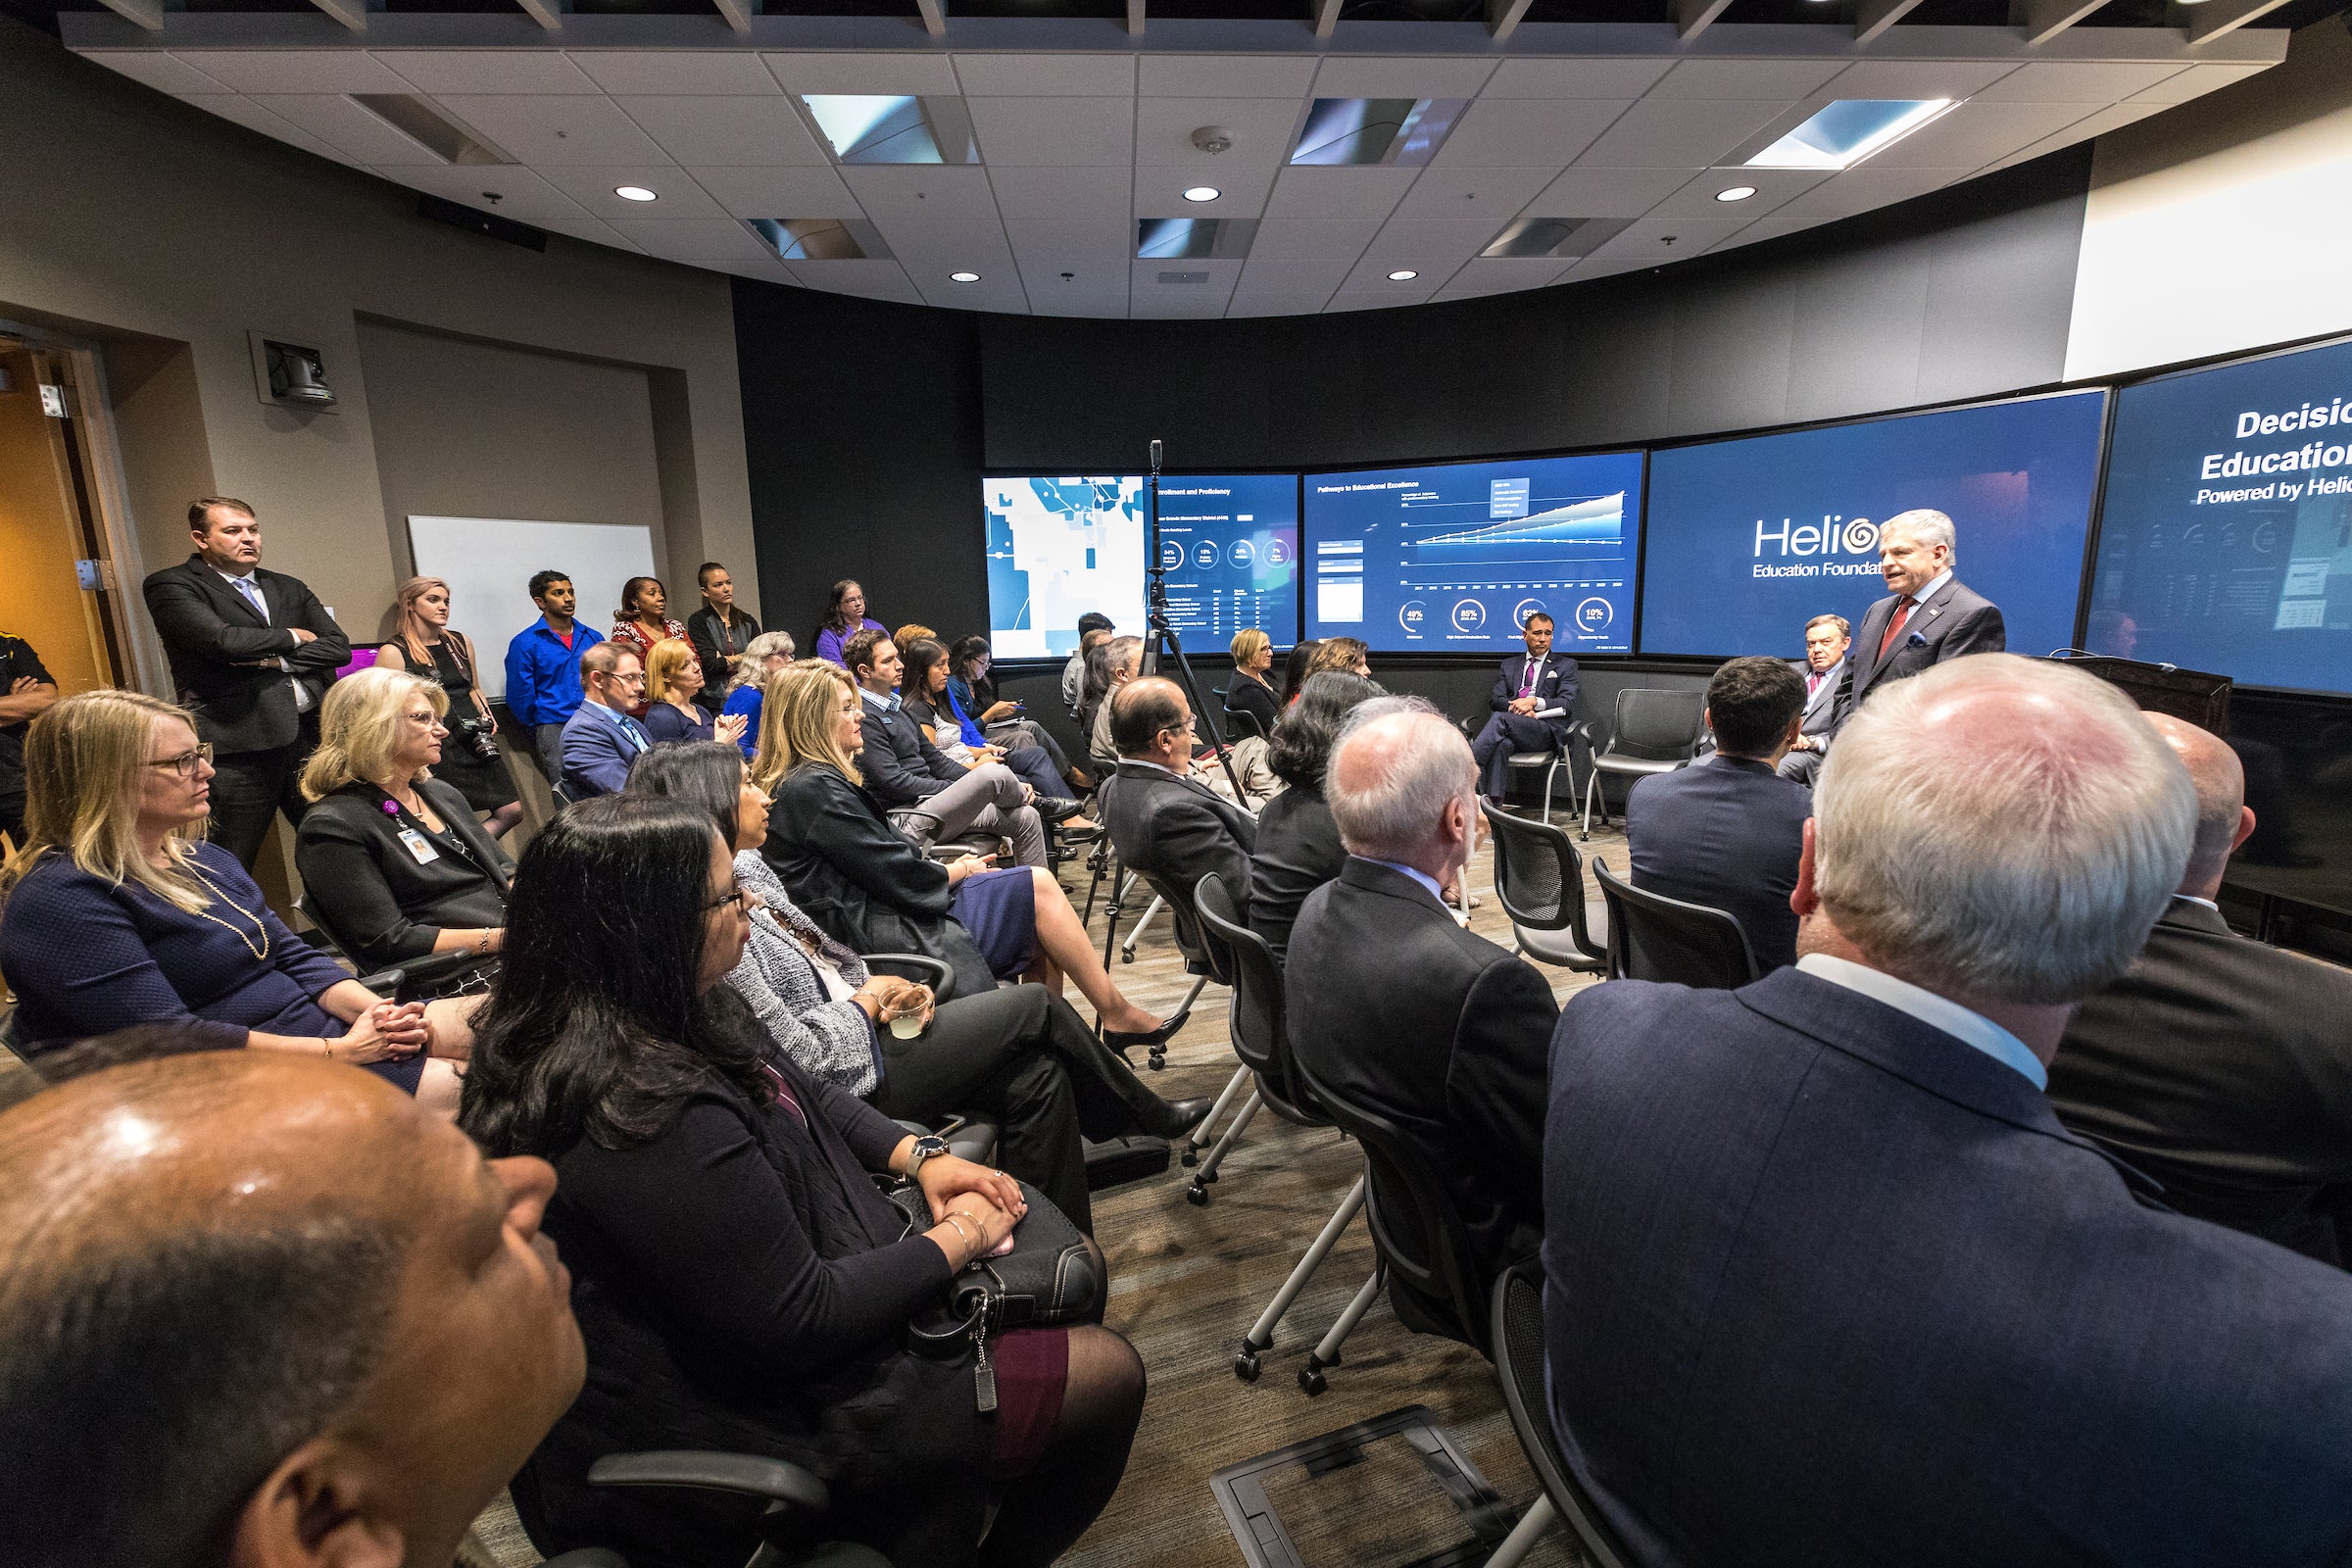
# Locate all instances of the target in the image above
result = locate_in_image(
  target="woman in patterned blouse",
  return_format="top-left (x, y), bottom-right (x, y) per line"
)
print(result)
top-left (607, 576), bottom-right (687, 715)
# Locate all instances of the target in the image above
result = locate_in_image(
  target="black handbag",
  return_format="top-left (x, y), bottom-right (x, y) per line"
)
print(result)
top-left (883, 1179), bottom-right (1102, 1412)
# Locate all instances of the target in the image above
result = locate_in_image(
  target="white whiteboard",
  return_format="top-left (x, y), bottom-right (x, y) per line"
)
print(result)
top-left (405, 516), bottom-right (658, 701)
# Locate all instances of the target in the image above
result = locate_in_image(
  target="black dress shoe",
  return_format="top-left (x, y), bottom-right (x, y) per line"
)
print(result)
top-left (1140, 1095), bottom-right (1214, 1140)
top-left (1103, 1009), bottom-right (1190, 1051)
top-left (1038, 796), bottom-right (1088, 824)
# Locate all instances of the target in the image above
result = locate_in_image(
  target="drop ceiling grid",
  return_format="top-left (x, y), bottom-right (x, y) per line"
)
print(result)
top-left (76, 37), bottom-right (2280, 319)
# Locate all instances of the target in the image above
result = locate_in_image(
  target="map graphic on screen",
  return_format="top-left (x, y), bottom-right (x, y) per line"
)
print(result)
top-left (1152, 474), bottom-right (1299, 646)
top-left (1303, 451), bottom-right (1645, 653)
top-left (2092, 336), bottom-right (2352, 697)
top-left (984, 476), bottom-right (1148, 659)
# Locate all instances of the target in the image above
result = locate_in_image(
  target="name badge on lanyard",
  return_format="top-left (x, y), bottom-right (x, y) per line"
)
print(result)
top-left (396, 827), bottom-right (440, 865)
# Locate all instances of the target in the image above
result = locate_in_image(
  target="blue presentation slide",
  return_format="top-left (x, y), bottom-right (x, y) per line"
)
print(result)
top-left (2091, 336), bottom-right (2352, 696)
top-left (1302, 452), bottom-right (1645, 653)
top-left (983, 476), bottom-right (1147, 659)
top-left (1641, 391), bottom-right (2106, 661)
top-left (1151, 474), bottom-right (1299, 646)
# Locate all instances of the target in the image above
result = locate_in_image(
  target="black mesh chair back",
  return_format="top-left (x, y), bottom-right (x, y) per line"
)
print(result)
top-left (1592, 858), bottom-right (1760, 989)
top-left (1606, 687), bottom-right (1707, 760)
top-left (1304, 1066), bottom-right (1493, 1353)
top-left (1490, 1260), bottom-right (1634, 1568)
top-left (1193, 870), bottom-right (1325, 1127)
top-left (1136, 867), bottom-right (1231, 986)
top-left (1481, 803), bottom-right (1605, 969)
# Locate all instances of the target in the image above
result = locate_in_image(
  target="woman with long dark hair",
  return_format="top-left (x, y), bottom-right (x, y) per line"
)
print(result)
top-left (609, 577), bottom-right (688, 714)
top-left (1249, 671), bottom-right (1382, 960)
top-left (812, 579), bottom-right (886, 667)
top-left (1278, 638), bottom-right (1321, 709)
top-left (905, 639), bottom-right (1068, 801)
top-left (459, 795), bottom-right (1146, 1568)
top-left (946, 635), bottom-right (1083, 789)
top-left (625, 742), bottom-right (1206, 1226)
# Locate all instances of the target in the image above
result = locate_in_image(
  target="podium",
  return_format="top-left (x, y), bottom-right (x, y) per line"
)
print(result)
top-left (2052, 656), bottom-right (2231, 736)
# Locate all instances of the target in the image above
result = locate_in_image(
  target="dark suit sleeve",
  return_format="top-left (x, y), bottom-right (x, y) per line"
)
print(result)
top-left (1446, 954), bottom-right (1561, 1229)
top-left (276, 577), bottom-right (352, 676)
top-left (1940, 602), bottom-right (2006, 658)
top-left (5, 638), bottom-right (54, 688)
top-left (144, 570), bottom-right (301, 663)
top-left (1165, 795), bottom-right (1254, 907)
top-left (564, 722), bottom-right (634, 798)
top-left (687, 611), bottom-right (722, 675)
top-left (1552, 660), bottom-right (1579, 717)
top-left (1491, 662), bottom-right (1516, 712)
top-left (858, 712), bottom-right (939, 804)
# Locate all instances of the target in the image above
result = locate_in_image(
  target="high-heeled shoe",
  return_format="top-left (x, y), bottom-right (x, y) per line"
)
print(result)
top-left (1103, 1009), bottom-right (1190, 1051)
top-left (1140, 1095), bottom-right (1214, 1139)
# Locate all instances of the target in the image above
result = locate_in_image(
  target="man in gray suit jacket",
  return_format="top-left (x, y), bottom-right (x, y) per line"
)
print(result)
top-left (1830, 508), bottom-right (2004, 731)
top-left (1101, 678), bottom-right (1255, 949)
top-left (1775, 612), bottom-right (1848, 786)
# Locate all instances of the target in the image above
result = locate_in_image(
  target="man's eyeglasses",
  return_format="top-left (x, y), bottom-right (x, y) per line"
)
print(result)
top-left (145, 744), bottom-right (214, 779)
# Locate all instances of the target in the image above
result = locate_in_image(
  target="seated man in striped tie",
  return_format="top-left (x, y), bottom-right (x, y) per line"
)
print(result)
top-left (559, 642), bottom-right (654, 799)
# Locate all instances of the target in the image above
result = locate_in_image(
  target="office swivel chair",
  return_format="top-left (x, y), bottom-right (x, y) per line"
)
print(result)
top-left (538, 1451), bottom-right (891, 1568)
top-left (1483, 1260), bottom-right (1634, 1568)
top-left (1479, 804), bottom-right (1607, 974)
top-left (1577, 687), bottom-right (1706, 840)
top-left (1591, 859), bottom-right (1760, 990)
top-left (295, 893), bottom-right (502, 1002)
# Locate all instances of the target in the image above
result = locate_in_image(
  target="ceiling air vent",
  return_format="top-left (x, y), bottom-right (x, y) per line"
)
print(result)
top-left (1137, 218), bottom-right (1258, 261)
top-left (1479, 217), bottom-right (1632, 260)
top-left (353, 95), bottom-right (513, 166)
top-left (747, 219), bottom-right (893, 262)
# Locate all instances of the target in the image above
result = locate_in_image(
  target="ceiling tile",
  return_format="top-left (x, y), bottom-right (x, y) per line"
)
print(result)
top-left (249, 94), bottom-right (442, 165)
top-left (1433, 98), bottom-right (1629, 169)
top-left (1581, 215), bottom-right (1743, 263)
top-left (688, 164), bottom-right (858, 218)
top-left (1360, 216), bottom-right (1502, 262)
top-left (1430, 258), bottom-right (1571, 299)
top-left (1976, 61), bottom-right (2190, 103)
top-left (608, 218), bottom-right (773, 263)
top-left (1648, 60), bottom-right (1842, 102)
top-left (434, 95), bottom-right (668, 165)
top-left (912, 270), bottom-right (1032, 313)
top-left (969, 97), bottom-right (1135, 167)
top-left (788, 257), bottom-right (924, 304)
top-left (86, 52), bottom-right (228, 95)
top-left (1643, 166), bottom-right (1828, 220)
top-left (1131, 257), bottom-right (1242, 287)
top-left (705, 254), bottom-right (802, 285)
top-left (176, 95), bottom-right (350, 163)
top-left (1339, 250), bottom-right (1460, 291)
top-left (1240, 256), bottom-right (1355, 290)
top-left (1134, 163), bottom-right (1276, 217)
top-left (1016, 261), bottom-right (1131, 302)
top-left (1979, 101), bottom-right (2167, 174)
top-left (1576, 98), bottom-right (1791, 170)
top-left (569, 51), bottom-right (781, 96)
top-left (1767, 166), bottom-right (1954, 223)
top-left (615, 95), bottom-right (827, 167)
top-left (1262, 166), bottom-right (1418, 220)
top-left (1522, 165), bottom-right (1689, 218)
top-left (1308, 56), bottom-right (1497, 101)
top-left (2126, 63), bottom-right (2272, 105)
top-left (1864, 98), bottom-right (2095, 170)
top-left (169, 50), bottom-right (411, 95)
top-left (760, 53), bottom-right (960, 97)
top-left (1005, 219), bottom-right (1133, 266)
top-left (1133, 97), bottom-right (1303, 169)
top-left (1226, 290), bottom-right (1338, 318)
top-left (387, 164), bottom-right (595, 223)
top-left (536, 165), bottom-right (727, 220)
top-left (868, 216), bottom-right (1016, 270)
top-left (536, 216), bottom-right (643, 253)
top-left (1481, 58), bottom-right (1673, 99)
top-left (1388, 165), bottom-right (1551, 222)
top-left (1816, 61), bottom-right (2018, 102)
top-left (1249, 217), bottom-right (1384, 260)
top-left (1559, 255), bottom-right (1650, 283)
top-left (989, 165), bottom-right (1134, 219)
top-left (954, 53), bottom-right (1135, 97)
top-left (1139, 55), bottom-right (1319, 99)
top-left (374, 51), bottom-right (600, 95)
top-left (1133, 257), bottom-right (1240, 315)
top-left (839, 164), bottom-right (1000, 219)
top-left (1715, 217), bottom-right (1813, 250)
top-left (1325, 286), bottom-right (1436, 313)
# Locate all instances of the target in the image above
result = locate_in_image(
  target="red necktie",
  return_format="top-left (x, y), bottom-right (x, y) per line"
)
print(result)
top-left (1877, 596), bottom-right (1917, 661)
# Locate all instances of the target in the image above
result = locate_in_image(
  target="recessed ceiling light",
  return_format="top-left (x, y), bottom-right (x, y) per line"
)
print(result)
top-left (1387, 270), bottom-right (1419, 281)
top-left (1183, 185), bottom-right (1221, 203)
top-left (614, 185), bottom-right (659, 202)
top-left (1715, 185), bottom-right (1758, 202)
top-left (950, 270), bottom-right (981, 282)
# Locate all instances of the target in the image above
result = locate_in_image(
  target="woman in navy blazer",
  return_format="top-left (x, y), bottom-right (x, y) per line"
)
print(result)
top-left (0, 690), bottom-right (466, 1110)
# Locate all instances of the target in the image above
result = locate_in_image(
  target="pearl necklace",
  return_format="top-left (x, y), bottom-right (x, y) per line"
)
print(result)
top-left (179, 858), bottom-right (270, 962)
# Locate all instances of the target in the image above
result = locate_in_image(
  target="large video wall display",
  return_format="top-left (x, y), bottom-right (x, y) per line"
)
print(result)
top-left (1641, 391), bottom-right (2108, 662)
top-left (983, 476), bottom-right (1148, 659)
top-left (2092, 335), bottom-right (2352, 698)
top-left (1152, 474), bottom-right (1300, 646)
top-left (1302, 451), bottom-right (1645, 654)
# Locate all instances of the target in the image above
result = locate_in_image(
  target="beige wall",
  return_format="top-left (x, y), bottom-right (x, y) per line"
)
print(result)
top-left (0, 17), bottom-right (758, 667)
top-left (0, 348), bottom-right (110, 699)
top-left (2068, 18), bottom-right (2352, 380)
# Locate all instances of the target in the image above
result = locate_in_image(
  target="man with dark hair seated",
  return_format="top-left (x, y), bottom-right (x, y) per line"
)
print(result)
top-left (1101, 676), bottom-right (1255, 927)
top-left (0, 1039), bottom-right (584, 1568)
top-left (1624, 655), bottom-right (1814, 970)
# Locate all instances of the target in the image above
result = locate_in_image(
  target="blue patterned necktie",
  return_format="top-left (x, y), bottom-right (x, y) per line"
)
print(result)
top-left (618, 714), bottom-right (650, 751)
top-left (232, 575), bottom-right (266, 619)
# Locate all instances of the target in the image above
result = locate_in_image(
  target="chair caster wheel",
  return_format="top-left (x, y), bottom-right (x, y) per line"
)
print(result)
top-left (1298, 1367), bottom-right (1327, 1396)
top-left (1187, 1183), bottom-right (1210, 1205)
top-left (1235, 1349), bottom-right (1261, 1382)
top-left (1149, 1051), bottom-right (1166, 1071)
top-left (1120, 950), bottom-right (1136, 965)
top-left (1180, 1145), bottom-right (1200, 1166)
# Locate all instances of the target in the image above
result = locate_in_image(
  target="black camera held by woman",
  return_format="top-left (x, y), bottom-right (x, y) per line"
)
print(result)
top-left (449, 713), bottom-right (501, 761)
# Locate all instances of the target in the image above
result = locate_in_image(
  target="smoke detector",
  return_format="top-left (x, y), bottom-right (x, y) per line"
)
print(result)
top-left (1191, 125), bottom-right (1234, 155)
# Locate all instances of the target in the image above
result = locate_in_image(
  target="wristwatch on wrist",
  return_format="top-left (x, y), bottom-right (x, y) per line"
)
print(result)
top-left (906, 1134), bottom-right (951, 1182)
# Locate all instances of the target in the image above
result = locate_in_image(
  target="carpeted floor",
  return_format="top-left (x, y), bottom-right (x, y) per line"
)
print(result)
top-left (469, 817), bottom-right (1625, 1568)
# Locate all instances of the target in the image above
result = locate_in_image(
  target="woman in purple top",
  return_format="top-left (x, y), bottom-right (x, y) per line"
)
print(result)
top-left (812, 578), bottom-right (887, 667)
top-left (0, 690), bottom-right (470, 1112)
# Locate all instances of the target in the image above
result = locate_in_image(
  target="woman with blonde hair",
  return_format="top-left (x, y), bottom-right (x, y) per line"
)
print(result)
top-left (720, 628), bottom-right (794, 760)
top-left (295, 665), bottom-right (513, 974)
top-left (1226, 626), bottom-right (1280, 739)
top-left (375, 575), bottom-right (522, 837)
top-left (639, 636), bottom-right (748, 749)
top-left (0, 689), bottom-right (466, 1111)
top-left (758, 662), bottom-right (1185, 1049)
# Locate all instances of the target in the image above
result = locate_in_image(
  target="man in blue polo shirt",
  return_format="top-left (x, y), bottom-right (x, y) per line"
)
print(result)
top-left (503, 569), bottom-right (603, 782)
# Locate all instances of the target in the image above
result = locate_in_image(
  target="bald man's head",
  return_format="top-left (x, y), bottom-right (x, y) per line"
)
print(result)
top-left (2145, 712), bottom-right (2253, 896)
top-left (0, 1049), bottom-right (581, 1568)
top-left (1109, 676), bottom-right (1191, 762)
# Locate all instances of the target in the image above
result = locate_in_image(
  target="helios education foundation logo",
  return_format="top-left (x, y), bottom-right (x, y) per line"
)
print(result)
top-left (1752, 514), bottom-right (1886, 579)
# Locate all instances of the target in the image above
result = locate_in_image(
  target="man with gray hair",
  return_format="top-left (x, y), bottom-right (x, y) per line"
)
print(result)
top-left (1542, 655), bottom-right (2352, 1567)
top-left (1288, 699), bottom-right (1558, 1332)
top-left (1824, 507), bottom-right (2004, 749)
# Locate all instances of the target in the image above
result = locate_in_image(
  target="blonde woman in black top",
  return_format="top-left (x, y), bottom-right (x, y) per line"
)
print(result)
top-left (376, 575), bottom-right (522, 837)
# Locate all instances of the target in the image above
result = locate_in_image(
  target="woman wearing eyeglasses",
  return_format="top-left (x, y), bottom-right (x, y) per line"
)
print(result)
top-left (0, 690), bottom-right (471, 1113)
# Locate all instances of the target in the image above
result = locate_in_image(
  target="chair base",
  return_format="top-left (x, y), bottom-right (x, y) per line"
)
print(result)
top-left (1235, 1173), bottom-right (1366, 1382)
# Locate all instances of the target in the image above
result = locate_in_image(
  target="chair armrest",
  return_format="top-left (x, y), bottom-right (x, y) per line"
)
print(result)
top-left (863, 953), bottom-right (952, 1000)
top-left (587, 1451), bottom-right (831, 1513)
top-left (353, 965), bottom-right (408, 995)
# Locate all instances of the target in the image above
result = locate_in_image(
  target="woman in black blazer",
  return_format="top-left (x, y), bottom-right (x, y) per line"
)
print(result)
top-left (1225, 627), bottom-right (1281, 740)
top-left (1249, 671), bottom-right (1382, 961)
top-left (754, 663), bottom-right (1183, 1050)
top-left (296, 666), bottom-right (512, 970)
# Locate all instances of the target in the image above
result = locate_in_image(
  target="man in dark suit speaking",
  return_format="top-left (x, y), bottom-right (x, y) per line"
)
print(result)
top-left (143, 497), bottom-right (350, 869)
top-left (2050, 712), bottom-right (2352, 1266)
top-left (1467, 612), bottom-right (1577, 808)
top-left (1543, 654), bottom-right (2352, 1567)
top-left (1813, 509), bottom-right (2004, 769)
